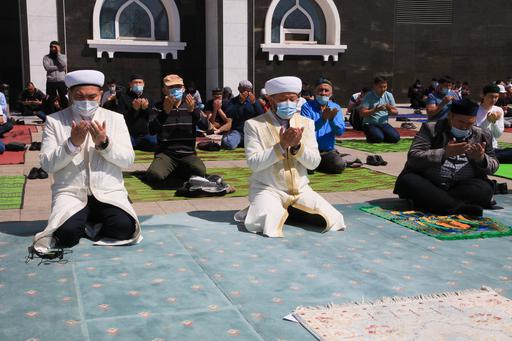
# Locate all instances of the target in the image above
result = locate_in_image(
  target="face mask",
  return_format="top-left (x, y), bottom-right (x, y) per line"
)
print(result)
top-left (451, 126), bottom-right (471, 140)
top-left (131, 85), bottom-right (144, 94)
top-left (431, 82), bottom-right (439, 88)
top-left (440, 88), bottom-right (449, 96)
top-left (315, 95), bottom-right (330, 106)
top-left (169, 88), bottom-right (184, 101)
top-left (72, 100), bottom-right (99, 120)
top-left (275, 100), bottom-right (297, 120)
top-left (109, 86), bottom-right (116, 93)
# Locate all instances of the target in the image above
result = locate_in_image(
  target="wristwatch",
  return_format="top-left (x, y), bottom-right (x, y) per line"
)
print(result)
top-left (95, 136), bottom-right (109, 150)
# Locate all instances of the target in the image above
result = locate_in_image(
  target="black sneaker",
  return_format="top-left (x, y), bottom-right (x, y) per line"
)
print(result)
top-left (37, 168), bottom-right (48, 179)
top-left (366, 155), bottom-right (380, 166)
top-left (28, 167), bottom-right (39, 180)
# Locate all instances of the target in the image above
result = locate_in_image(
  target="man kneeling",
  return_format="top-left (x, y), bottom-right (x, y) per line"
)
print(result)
top-left (32, 70), bottom-right (141, 253)
top-left (240, 76), bottom-right (346, 237)
top-left (394, 98), bottom-right (498, 217)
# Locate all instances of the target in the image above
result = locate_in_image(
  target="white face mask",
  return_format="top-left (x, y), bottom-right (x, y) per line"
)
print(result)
top-left (72, 100), bottom-right (99, 120)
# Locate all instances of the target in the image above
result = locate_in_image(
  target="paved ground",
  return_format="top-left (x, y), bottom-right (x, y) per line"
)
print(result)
top-left (1, 105), bottom-right (511, 224)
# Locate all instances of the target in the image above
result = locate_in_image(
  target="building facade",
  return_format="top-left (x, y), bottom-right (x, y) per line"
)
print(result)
top-left (2, 0), bottom-right (512, 106)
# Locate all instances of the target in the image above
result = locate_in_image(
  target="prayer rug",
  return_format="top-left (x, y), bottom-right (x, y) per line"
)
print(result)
top-left (395, 112), bottom-right (428, 122)
top-left (1, 125), bottom-right (33, 145)
top-left (360, 205), bottom-right (512, 240)
top-left (498, 141), bottom-right (512, 149)
top-left (1, 196), bottom-right (512, 340)
top-left (0, 175), bottom-right (26, 209)
top-left (494, 163), bottom-right (512, 180)
top-left (340, 128), bottom-right (417, 139)
top-left (124, 167), bottom-right (396, 202)
top-left (504, 127), bottom-right (512, 133)
top-left (336, 139), bottom-right (412, 153)
top-left (293, 287), bottom-right (512, 341)
top-left (0, 151), bottom-right (26, 165)
top-left (134, 149), bottom-right (247, 164)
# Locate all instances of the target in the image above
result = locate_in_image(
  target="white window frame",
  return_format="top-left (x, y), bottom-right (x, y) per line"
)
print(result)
top-left (115, 0), bottom-right (155, 40)
top-left (280, 1), bottom-right (315, 44)
top-left (87, 0), bottom-right (186, 59)
top-left (261, 0), bottom-right (347, 62)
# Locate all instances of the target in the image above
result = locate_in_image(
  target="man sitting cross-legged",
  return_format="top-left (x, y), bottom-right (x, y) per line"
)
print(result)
top-left (394, 98), bottom-right (498, 217)
top-left (32, 70), bottom-right (141, 253)
top-left (146, 74), bottom-right (209, 183)
top-left (239, 76), bottom-right (346, 237)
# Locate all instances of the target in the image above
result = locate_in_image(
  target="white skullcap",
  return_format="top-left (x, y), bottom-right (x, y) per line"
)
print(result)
top-left (260, 88), bottom-right (267, 96)
top-left (65, 70), bottom-right (105, 88)
top-left (265, 76), bottom-right (302, 96)
top-left (497, 84), bottom-right (506, 93)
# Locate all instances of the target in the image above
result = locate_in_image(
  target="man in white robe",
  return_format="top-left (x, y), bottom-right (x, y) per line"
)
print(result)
top-left (240, 76), bottom-right (346, 237)
top-left (32, 70), bottom-right (141, 253)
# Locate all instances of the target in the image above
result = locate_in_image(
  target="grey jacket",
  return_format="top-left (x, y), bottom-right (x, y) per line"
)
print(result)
top-left (43, 54), bottom-right (67, 82)
top-left (395, 119), bottom-right (498, 193)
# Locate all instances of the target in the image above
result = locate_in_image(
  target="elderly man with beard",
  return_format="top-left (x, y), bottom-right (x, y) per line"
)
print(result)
top-left (32, 70), bottom-right (141, 254)
top-left (237, 76), bottom-right (346, 237)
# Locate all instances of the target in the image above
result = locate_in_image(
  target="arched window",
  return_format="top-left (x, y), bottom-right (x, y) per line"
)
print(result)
top-left (261, 0), bottom-right (347, 61)
top-left (88, 0), bottom-right (186, 59)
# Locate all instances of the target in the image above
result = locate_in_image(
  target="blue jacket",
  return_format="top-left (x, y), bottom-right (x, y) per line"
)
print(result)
top-left (301, 99), bottom-right (345, 152)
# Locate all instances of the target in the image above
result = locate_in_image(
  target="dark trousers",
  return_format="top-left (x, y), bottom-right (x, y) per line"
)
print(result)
top-left (17, 104), bottom-right (42, 116)
top-left (317, 150), bottom-right (346, 174)
top-left (495, 148), bottom-right (512, 164)
top-left (0, 120), bottom-right (14, 137)
top-left (53, 195), bottom-right (135, 248)
top-left (46, 81), bottom-right (69, 107)
top-left (395, 173), bottom-right (494, 215)
top-left (146, 152), bottom-right (206, 182)
top-left (363, 123), bottom-right (400, 143)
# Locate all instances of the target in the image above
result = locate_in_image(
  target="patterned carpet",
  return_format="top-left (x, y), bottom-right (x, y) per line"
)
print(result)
top-left (336, 139), bottom-right (413, 153)
top-left (124, 167), bottom-right (397, 202)
top-left (0, 176), bottom-right (26, 209)
top-left (1, 196), bottom-right (511, 340)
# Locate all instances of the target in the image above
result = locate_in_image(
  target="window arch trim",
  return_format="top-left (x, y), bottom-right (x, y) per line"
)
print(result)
top-left (280, 1), bottom-right (315, 43)
top-left (114, 0), bottom-right (156, 40)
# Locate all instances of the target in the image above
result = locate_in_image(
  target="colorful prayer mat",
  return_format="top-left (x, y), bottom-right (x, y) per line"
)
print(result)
top-left (336, 139), bottom-right (412, 153)
top-left (293, 287), bottom-right (512, 341)
top-left (134, 149), bottom-right (247, 164)
top-left (494, 163), bottom-right (512, 180)
top-left (0, 176), bottom-right (26, 209)
top-left (360, 205), bottom-right (512, 240)
top-left (124, 167), bottom-right (396, 202)
top-left (341, 128), bottom-right (417, 139)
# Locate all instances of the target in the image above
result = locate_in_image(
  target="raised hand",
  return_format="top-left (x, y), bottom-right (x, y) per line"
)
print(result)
top-left (140, 98), bottom-right (149, 110)
top-left (70, 120), bottom-right (89, 147)
top-left (465, 142), bottom-right (486, 162)
top-left (185, 93), bottom-right (195, 112)
top-left (163, 96), bottom-right (175, 114)
top-left (132, 98), bottom-right (142, 110)
top-left (248, 91), bottom-right (256, 104)
top-left (322, 107), bottom-right (338, 121)
top-left (445, 138), bottom-right (468, 157)
top-left (89, 120), bottom-right (107, 146)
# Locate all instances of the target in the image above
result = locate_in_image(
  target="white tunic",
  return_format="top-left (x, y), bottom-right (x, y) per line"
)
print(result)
top-left (241, 110), bottom-right (346, 237)
top-left (33, 106), bottom-right (141, 252)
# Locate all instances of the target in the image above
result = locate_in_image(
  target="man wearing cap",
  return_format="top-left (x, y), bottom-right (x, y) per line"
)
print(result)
top-left (394, 98), bottom-right (498, 217)
top-left (300, 78), bottom-right (346, 173)
top-left (146, 74), bottom-right (209, 183)
top-left (496, 84), bottom-right (512, 115)
top-left (204, 88), bottom-right (232, 134)
top-left (33, 70), bottom-right (141, 253)
top-left (222, 80), bottom-right (264, 150)
top-left (106, 74), bottom-right (156, 150)
top-left (43, 41), bottom-right (68, 107)
top-left (476, 85), bottom-right (511, 163)
top-left (240, 76), bottom-right (346, 237)
top-left (426, 76), bottom-right (461, 121)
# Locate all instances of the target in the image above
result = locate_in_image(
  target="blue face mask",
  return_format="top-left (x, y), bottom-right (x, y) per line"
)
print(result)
top-left (440, 88), bottom-right (450, 96)
top-left (131, 85), bottom-right (144, 94)
top-left (275, 101), bottom-right (297, 120)
top-left (451, 126), bottom-right (471, 140)
top-left (315, 95), bottom-right (330, 106)
top-left (169, 88), bottom-right (184, 101)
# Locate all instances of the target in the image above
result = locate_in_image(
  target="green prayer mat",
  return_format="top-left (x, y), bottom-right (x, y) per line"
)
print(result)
top-left (124, 167), bottom-right (396, 202)
top-left (499, 141), bottom-right (512, 149)
top-left (494, 163), bottom-right (512, 180)
top-left (134, 149), bottom-right (246, 164)
top-left (361, 205), bottom-right (512, 240)
top-left (336, 139), bottom-right (413, 153)
top-left (0, 176), bottom-right (26, 209)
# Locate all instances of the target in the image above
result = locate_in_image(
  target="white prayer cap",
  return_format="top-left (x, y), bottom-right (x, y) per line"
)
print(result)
top-left (260, 88), bottom-right (267, 96)
top-left (497, 84), bottom-right (506, 93)
top-left (265, 76), bottom-right (302, 96)
top-left (65, 70), bottom-right (105, 89)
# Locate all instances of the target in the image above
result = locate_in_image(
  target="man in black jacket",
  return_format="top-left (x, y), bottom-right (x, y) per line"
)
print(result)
top-left (105, 74), bottom-right (156, 150)
top-left (394, 99), bottom-right (498, 217)
top-left (146, 74), bottom-right (209, 183)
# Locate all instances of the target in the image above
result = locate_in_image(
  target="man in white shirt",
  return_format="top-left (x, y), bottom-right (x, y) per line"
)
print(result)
top-left (239, 76), bottom-right (346, 237)
top-left (33, 70), bottom-right (141, 252)
top-left (476, 84), bottom-right (511, 163)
